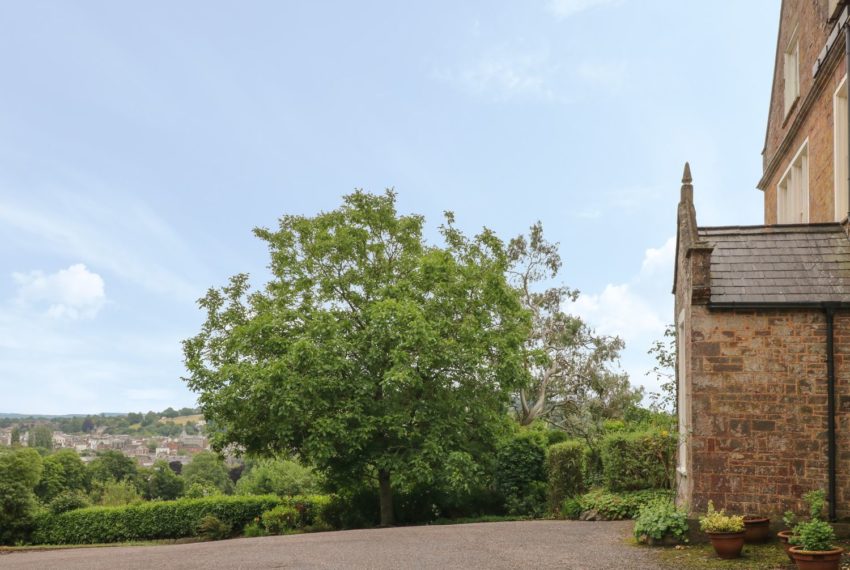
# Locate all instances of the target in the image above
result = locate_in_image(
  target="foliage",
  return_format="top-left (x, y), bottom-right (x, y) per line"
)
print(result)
top-left (494, 431), bottom-right (547, 516)
top-left (242, 520), bottom-right (268, 537)
top-left (47, 491), bottom-right (91, 514)
top-left (95, 479), bottom-right (142, 507)
top-left (29, 425), bottom-right (54, 450)
top-left (182, 191), bottom-right (530, 526)
top-left (699, 501), bottom-right (744, 534)
top-left (575, 488), bottom-right (672, 521)
top-left (32, 495), bottom-right (281, 544)
top-left (280, 494), bottom-right (332, 528)
top-left (633, 498), bottom-right (689, 544)
top-left (782, 510), bottom-right (797, 529)
top-left (144, 460), bottom-right (184, 500)
top-left (647, 324), bottom-right (676, 415)
top-left (545, 440), bottom-right (587, 510)
top-left (235, 458), bottom-right (320, 497)
top-left (88, 450), bottom-right (138, 486)
top-left (803, 489), bottom-right (826, 520)
top-left (507, 222), bottom-right (634, 430)
top-left (600, 430), bottom-right (675, 491)
top-left (197, 514), bottom-right (232, 541)
top-left (560, 497), bottom-right (583, 520)
top-left (0, 447), bottom-right (43, 544)
top-left (182, 452), bottom-right (233, 495)
top-left (261, 505), bottom-right (300, 534)
top-left (184, 481), bottom-right (224, 499)
top-left (791, 519), bottom-right (836, 552)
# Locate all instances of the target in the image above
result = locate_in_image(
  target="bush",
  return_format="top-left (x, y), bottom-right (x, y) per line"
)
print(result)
top-left (321, 489), bottom-right (379, 529)
top-left (281, 494), bottom-right (332, 528)
top-left (546, 441), bottom-right (587, 511)
top-left (699, 501), bottom-right (744, 534)
top-left (600, 430), bottom-right (675, 491)
top-left (494, 431), bottom-right (547, 516)
top-left (633, 499), bottom-right (689, 544)
top-left (561, 497), bottom-right (583, 520)
top-left (235, 458), bottom-right (321, 497)
top-left (32, 495), bottom-right (281, 544)
top-left (792, 519), bottom-right (836, 551)
top-left (242, 520), bottom-right (268, 537)
top-left (577, 488), bottom-right (672, 521)
top-left (48, 491), bottom-right (91, 515)
top-left (197, 515), bottom-right (231, 541)
top-left (261, 505), bottom-right (299, 534)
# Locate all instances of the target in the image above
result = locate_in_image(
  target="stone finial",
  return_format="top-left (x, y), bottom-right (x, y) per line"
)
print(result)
top-left (681, 162), bottom-right (693, 203)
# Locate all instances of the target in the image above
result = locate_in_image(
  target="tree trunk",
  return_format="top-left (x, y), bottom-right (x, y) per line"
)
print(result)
top-left (378, 469), bottom-right (394, 526)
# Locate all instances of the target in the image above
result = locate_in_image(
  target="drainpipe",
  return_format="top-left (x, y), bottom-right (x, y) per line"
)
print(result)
top-left (824, 304), bottom-right (837, 522)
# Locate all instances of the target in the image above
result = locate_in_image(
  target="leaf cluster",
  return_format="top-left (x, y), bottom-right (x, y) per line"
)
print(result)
top-left (699, 500), bottom-right (744, 534)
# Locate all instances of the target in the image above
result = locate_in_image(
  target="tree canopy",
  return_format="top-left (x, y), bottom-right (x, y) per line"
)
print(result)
top-left (183, 191), bottom-right (530, 525)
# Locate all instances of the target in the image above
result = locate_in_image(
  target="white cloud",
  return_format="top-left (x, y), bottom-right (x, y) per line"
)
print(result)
top-left (13, 263), bottom-right (106, 319)
top-left (640, 236), bottom-right (676, 277)
top-left (548, 0), bottom-right (621, 19)
top-left (576, 60), bottom-right (627, 91)
top-left (436, 50), bottom-right (560, 103)
top-left (572, 283), bottom-right (665, 342)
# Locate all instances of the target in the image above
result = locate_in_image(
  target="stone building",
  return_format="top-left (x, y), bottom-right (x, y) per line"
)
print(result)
top-left (675, 0), bottom-right (850, 520)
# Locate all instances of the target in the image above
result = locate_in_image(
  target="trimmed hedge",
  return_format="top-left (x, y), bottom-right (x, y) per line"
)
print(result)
top-left (546, 441), bottom-right (587, 510)
top-left (494, 431), bottom-right (547, 516)
top-left (600, 430), bottom-right (675, 491)
top-left (576, 488), bottom-right (673, 520)
top-left (32, 495), bottom-right (281, 545)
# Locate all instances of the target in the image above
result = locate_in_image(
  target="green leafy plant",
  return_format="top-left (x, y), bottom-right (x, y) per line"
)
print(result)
top-left (546, 441), bottom-right (587, 511)
top-left (47, 491), bottom-right (91, 515)
top-left (600, 430), bottom-right (676, 491)
top-left (576, 488), bottom-right (672, 521)
top-left (633, 499), bottom-right (689, 544)
top-left (561, 497), bottom-right (583, 520)
top-left (699, 501), bottom-right (744, 534)
top-left (261, 505), bottom-right (299, 535)
top-left (242, 520), bottom-right (268, 538)
top-left (803, 489), bottom-right (826, 521)
top-left (197, 515), bottom-right (231, 541)
top-left (782, 509), bottom-right (797, 529)
top-left (791, 519), bottom-right (836, 552)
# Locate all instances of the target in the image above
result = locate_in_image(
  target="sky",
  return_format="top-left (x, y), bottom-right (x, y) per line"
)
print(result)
top-left (0, 0), bottom-right (777, 414)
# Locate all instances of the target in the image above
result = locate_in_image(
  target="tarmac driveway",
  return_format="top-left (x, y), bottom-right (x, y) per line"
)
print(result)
top-left (0, 520), bottom-right (661, 570)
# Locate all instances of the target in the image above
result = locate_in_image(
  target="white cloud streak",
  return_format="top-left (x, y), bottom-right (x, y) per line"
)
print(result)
top-left (14, 263), bottom-right (106, 320)
top-left (548, 0), bottom-right (621, 20)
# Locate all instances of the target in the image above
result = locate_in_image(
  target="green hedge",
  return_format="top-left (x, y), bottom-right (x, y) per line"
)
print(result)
top-left (32, 495), bottom-right (281, 545)
top-left (279, 494), bottom-right (332, 528)
top-left (494, 431), bottom-right (548, 516)
top-left (600, 430), bottom-right (675, 491)
top-left (546, 441), bottom-right (587, 510)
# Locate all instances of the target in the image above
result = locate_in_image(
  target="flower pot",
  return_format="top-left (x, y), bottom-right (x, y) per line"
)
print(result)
top-left (789, 546), bottom-right (844, 570)
top-left (777, 530), bottom-right (794, 561)
top-left (743, 516), bottom-right (770, 543)
top-left (707, 531), bottom-right (745, 559)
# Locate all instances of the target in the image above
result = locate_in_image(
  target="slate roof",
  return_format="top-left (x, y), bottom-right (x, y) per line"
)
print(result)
top-left (698, 223), bottom-right (850, 305)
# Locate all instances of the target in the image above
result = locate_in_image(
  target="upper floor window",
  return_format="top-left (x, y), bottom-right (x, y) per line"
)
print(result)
top-left (777, 140), bottom-right (809, 223)
top-left (784, 29), bottom-right (800, 116)
top-left (834, 76), bottom-right (848, 221)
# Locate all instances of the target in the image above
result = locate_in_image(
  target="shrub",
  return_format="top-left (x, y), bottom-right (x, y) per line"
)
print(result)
top-left (184, 482), bottom-right (224, 499)
top-left (561, 497), bottom-right (583, 520)
top-left (48, 491), bottom-right (91, 515)
top-left (546, 441), bottom-right (587, 511)
top-left (321, 489), bottom-right (379, 529)
top-left (633, 499), bottom-right (689, 544)
top-left (32, 495), bottom-right (280, 544)
top-left (792, 519), bottom-right (836, 551)
top-left (197, 515), bottom-right (231, 541)
top-left (699, 501), bottom-right (744, 534)
top-left (494, 431), bottom-right (547, 516)
top-left (577, 488), bottom-right (672, 520)
top-left (600, 430), bottom-right (675, 491)
top-left (281, 494), bottom-right (332, 528)
top-left (242, 520), bottom-right (268, 537)
top-left (803, 489), bottom-right (826, 520)
top-left (235, 458), bottom-right (321, 497)
top-left (261, 505), bottom-right (299, 534)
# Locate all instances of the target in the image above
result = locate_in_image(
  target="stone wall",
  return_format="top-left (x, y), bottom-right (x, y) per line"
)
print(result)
top-left (686, 307), bottom-right (850, 518)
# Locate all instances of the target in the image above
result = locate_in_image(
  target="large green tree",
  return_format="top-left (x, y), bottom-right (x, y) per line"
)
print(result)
top-left (182, 451), bottom-right (233, 494)
top-left (184, 191), bottom-right (529, 525)
top-left (0, 448), bottom-right (43, 544)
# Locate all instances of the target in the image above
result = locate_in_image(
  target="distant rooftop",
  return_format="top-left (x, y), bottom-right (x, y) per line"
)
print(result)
top-left (698, 223), bottom-right (850, 305)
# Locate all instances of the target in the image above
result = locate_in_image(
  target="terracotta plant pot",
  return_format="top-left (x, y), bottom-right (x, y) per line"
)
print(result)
top-left (789, 546), bottom-right (844, 570)
top-left (707, 531), bottom-right (745, 559)
top-left (777, 530), bottom-right (794, 561)
top-left (743, 516), bottom-right (770, 543)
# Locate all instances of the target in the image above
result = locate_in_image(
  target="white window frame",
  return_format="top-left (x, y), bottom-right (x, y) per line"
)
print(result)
top-left (776, 139), bottom-right (810, 224)
top-left (835, 74), bottom-right (848, 221)
top-left (784, 27), bottom-right (800, 117)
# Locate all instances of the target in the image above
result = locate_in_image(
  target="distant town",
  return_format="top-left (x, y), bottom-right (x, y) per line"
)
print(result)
top-left (0, 407), bottom-right (211, 467)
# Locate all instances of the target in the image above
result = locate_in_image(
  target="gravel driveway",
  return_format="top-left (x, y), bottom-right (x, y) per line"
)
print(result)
top-left (0, 520), bottom-right (662, 569)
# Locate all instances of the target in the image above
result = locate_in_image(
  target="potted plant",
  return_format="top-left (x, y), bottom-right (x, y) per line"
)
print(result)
top-left (743, 514), bottom-right (770, 543)
top-left (699, 501), bottom-right (745, 559)
top-left (633, 498), bottom-right (689, 546)
top-left (789, 519), bottom-right (843, 570)
top-left (777, 510), bottom-right (796, 561)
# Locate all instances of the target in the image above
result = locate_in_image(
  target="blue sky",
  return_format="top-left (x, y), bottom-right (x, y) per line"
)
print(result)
top-left (0, 0), bottom-right (776, 414)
